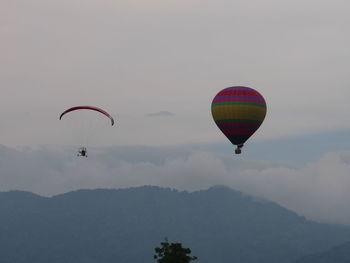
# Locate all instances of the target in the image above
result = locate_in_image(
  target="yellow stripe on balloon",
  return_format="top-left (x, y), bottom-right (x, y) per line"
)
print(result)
top-left (211, 105), bottom-right (266, 121)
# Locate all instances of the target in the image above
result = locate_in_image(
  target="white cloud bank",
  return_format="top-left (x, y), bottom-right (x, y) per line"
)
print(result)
top-left (1, 145), bottom-right (350, 225)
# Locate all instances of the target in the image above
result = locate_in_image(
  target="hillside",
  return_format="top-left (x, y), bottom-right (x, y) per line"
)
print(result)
top-left (0, 186), bottom-right (349, 263)
top-left (293, 241), bottom-right (350, 263)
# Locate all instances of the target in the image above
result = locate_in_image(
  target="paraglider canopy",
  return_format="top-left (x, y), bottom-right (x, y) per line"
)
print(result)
top-left (59, 106), bottom-right (115, 157)
top-left (59, 106), bottom-right (115, 126)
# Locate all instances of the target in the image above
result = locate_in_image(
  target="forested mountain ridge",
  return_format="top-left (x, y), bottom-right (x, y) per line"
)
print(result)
top-left (293, 241), bottom-right (350, 263)
top-left (0, 186), bottom-right (349, 263)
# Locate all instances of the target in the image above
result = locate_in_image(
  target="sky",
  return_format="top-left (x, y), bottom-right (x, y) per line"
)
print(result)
top-left (1, 0), bottom-right (350, 224)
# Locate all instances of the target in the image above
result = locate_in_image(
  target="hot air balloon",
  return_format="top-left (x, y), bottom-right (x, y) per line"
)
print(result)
top-left (211, 86), bottom-right (266, 154)
top-left (59, 106), bottom-right (115, 157)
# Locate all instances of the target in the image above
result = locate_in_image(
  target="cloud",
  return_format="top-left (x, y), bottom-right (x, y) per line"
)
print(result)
top-left (225, 152), bottom-right (350, 225)
top-left (1, 145), bottom-right (350, 225)
top-left (146, 111), bottom-right (175, 117)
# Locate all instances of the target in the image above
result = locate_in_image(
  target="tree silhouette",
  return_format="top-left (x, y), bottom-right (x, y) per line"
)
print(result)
top-left (154, 238), bottom-right (198, 263)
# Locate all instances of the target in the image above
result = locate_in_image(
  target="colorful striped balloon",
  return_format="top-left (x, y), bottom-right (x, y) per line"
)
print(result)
top-left (211, 86), bottom-right (266, 153)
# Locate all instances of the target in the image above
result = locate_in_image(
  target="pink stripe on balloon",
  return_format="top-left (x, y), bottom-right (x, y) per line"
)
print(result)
top-left (218, 128), bottom-right (256, 136)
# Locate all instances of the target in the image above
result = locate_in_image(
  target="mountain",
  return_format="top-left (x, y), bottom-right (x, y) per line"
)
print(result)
top-left (293, 241), bottom-right (350, 263)
top-left (0, 186), bottom-right (349, 263)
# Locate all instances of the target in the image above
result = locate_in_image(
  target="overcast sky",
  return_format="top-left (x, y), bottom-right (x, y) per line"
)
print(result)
top-left (1, 0), bottom-right (350, 224)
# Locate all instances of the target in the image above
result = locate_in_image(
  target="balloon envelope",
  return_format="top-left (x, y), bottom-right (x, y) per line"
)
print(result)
top-left (211, 86), bottom-right (266, 146)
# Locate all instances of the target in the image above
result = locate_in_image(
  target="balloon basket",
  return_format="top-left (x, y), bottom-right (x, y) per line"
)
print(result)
top-left (235, 148), bottom-right (242, 154)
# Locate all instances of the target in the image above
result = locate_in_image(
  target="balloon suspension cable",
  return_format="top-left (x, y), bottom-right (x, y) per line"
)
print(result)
top-left (235, 144), bottom-right (244, 154)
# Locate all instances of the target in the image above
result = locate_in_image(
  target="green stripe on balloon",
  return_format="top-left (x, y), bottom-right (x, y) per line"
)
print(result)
top-left (212, 101), bottom-right (266, 107)
top-left (214, 119), bottom-right (263, 124)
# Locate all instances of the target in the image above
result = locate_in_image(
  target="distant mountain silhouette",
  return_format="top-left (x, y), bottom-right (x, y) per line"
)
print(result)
top-left (293, 241), bottom-right (350, 263)
top-left (0, 186), bottom-right (349, 263)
